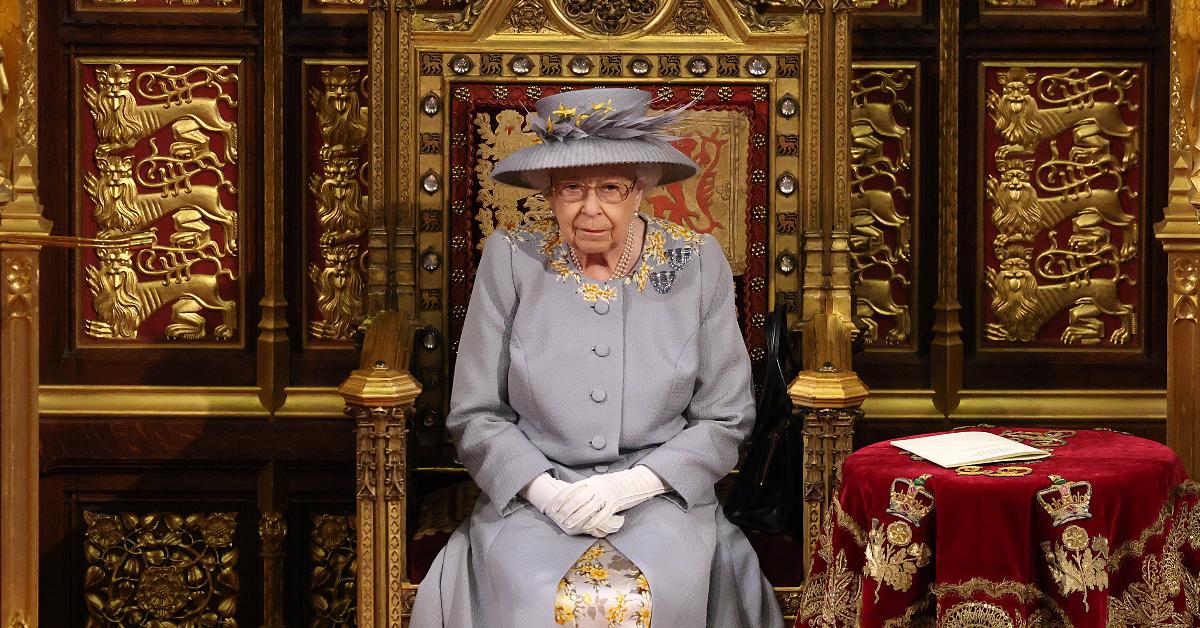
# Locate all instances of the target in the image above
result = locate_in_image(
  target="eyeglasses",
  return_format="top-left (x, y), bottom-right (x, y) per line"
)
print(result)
top-left (548, 180), bottom-right (635, 204)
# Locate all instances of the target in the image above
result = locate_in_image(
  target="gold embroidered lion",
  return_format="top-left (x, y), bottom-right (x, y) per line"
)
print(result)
top-left (310, 65), bottom-right (368, 158)
top-left (84, 248), bottom-right (237, 341)
top-left (986, 160), bottom-right (1135, 258)
top-left (986, 255), bottom-right (1134, 345)
top-left (988, 67), bottom-right (1137, 167)
top-left (85, 64), bottom-right (238, 163)
top-left (310, 156), bottom-right (365, 242)
top-left (475, 110), bottom-right (551, 247)
top-left (85, 154), bottom-right (238, 253)
top-left (308, 244), bottom-right (364, 341)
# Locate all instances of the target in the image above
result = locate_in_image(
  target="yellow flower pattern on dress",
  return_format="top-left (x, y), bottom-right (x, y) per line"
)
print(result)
top-left (555, 540), bottom-right (651, 628)
top-left (504, 215), bottom-right (701, 305)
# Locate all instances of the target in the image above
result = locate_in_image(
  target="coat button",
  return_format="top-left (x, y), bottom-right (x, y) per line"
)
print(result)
top-left (590, 436), bottom-right (607, 449)
top-left (594, 301), bottom-right (610, 315)
top-left (593, 343), bottom-right (610, 357)
top-left (593, 464), bottom-right (609, 473)
top-left (590, 388), bottom-right (607, 403)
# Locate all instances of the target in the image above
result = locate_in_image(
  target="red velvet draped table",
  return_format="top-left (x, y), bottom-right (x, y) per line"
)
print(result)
top-left (795, 428), bottom-right (1200, 627)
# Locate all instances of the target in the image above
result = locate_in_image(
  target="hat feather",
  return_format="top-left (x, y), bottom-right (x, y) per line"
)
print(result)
top-left (528, 96), bottom-right (698, 144)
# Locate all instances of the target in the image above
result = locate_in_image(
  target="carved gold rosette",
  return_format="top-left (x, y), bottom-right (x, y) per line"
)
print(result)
top-left (850, 64), bottom-right (918, 348)
top-left (981, 63), bottom-right (1143, 349)
top-left (83, 512), bottom-right (239, 626)
top-left (76, 59), bottom-right (243, 347)
top-left (305, 61), bottom-right (370, 344)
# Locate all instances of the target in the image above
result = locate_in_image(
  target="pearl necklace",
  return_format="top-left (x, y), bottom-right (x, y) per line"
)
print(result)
top-left (569, 217), bottom-right (640, 281)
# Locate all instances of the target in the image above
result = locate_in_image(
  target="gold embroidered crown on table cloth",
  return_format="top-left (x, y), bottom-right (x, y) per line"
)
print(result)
top-left (886, 474), bottom-right (935, 526)
top-left (1036, 475), bottom-right (1094, 527)
top-left (502, 216), bottom-right (704, 304)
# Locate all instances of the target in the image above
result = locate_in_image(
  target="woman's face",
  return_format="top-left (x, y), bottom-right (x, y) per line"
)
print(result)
top-left (546, 165), bottom-right (645, 257)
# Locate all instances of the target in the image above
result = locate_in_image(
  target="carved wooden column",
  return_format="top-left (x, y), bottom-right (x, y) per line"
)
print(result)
top-left (258, 512), bottom-right (287, 628)
top-left (788, 313), bottom-right (868, 577)
top-left (789, 1), bottom-right (866, 576)
top-left (340, 360), bottom-right (422, 627)
top-left (932, 0), bottom-right (963, 415)
top-left (0, 0), bottom-right (47, 625)
top-left (1158, 0), bottom-right (1200, 477)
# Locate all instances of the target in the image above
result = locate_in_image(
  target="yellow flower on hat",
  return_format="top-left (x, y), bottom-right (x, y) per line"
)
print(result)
top-left (553, 103), bottom-right (577, 120)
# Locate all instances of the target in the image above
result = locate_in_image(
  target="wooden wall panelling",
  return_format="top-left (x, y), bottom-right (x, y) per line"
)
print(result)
top-left (40, 0), bottom-right (264, 386)
top-left (285, 1), bottom-right (370, 388)
top-left (851, 1), bottom-right (938, 393)
top-left (958, 6), bottom-right (1170, 394)
top-left (39, 465), bottom-right (264, 628)
top-left (39, 418), bottom-right (356, 626)
top-left (851, 1), bottom-right (1170, 426)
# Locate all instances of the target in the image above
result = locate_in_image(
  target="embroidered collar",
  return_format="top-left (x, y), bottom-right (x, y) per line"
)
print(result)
top-left (503, 214), bottom-right (703, 303)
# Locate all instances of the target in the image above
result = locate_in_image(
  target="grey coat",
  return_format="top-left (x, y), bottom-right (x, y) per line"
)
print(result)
top-left (410, 217), bottom-right (783, 628)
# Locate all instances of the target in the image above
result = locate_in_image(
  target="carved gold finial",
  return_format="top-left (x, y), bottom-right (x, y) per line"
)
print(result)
top-left (886, 473), bottom-right (934, 526)
top-left (1037, 475), bottom-right (1093, 527)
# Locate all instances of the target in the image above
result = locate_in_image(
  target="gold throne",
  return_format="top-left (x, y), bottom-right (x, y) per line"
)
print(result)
top-left (340, 0), bottom-right (861, 624)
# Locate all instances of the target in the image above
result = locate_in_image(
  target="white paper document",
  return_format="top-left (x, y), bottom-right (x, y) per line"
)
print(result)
top-left (891, 431), bottom-right (1051, 468)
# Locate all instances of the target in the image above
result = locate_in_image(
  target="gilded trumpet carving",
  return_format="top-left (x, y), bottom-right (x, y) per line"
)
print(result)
top-left (308, 64), bottom-right (369, 341)
top-left (83, 512), bottom-right (240, 627)
top-left (79, 61), bottom-right (241, 344)
top-left (983, 65), bottom-right (1141, 347)
top-left (311, 514), bottom-right (358, 627)
top-left (849, 68), bottom-right (915, 346)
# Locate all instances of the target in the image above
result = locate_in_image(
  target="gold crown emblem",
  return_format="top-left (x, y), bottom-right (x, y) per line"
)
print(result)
top-left (886, 473), bottom-right (934, 526)
top-left (1036, 475), bottom-right (1093, 527)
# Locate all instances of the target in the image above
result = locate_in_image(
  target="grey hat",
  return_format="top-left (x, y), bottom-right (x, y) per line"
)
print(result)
top-left (490, 87), bottom-right (699, 190)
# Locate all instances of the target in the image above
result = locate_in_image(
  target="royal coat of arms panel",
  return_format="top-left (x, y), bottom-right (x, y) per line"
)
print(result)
top-left (303, 60), bottom-right (370, 346)
top-left (76, 59), bottom-right (243, 347)
top-left (446, 83), bottom-right (770, 364)
top-left (979, 62), bottom-right (1144, 350)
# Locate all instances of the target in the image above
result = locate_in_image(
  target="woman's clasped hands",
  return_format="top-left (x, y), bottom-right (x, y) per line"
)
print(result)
top-left (521, 466), bottom-right (669, 538)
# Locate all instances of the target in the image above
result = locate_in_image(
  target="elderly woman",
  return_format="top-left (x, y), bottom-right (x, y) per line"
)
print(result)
top-left (410, 88), bottom-right (782, 628)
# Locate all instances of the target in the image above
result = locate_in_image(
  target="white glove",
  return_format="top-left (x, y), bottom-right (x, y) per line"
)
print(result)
top-left (521, 473), bottom-right (624, 537)
top-left (547, 466), bottom-right (668, 537)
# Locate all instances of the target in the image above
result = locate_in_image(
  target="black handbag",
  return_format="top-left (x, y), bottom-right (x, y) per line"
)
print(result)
top-left (723, 303), bottom-right (803, 538)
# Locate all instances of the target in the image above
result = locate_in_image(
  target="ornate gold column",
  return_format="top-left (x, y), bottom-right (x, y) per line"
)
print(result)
top-left (1158, 0), bottom-right (1200, 477)
top-left (789, 313), bottom-right (868, 577)
top-left (340, 357), bottom-right (422, 627)
top-left (789, 2), bottom-right (867, 576)
top-left (367, 0), bottom-right (418, 316)
top-left (0, 0), bottom-right (47, 625)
